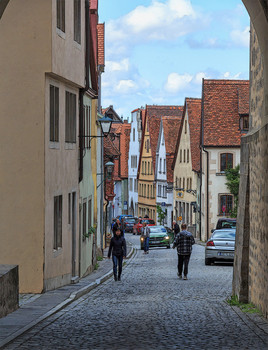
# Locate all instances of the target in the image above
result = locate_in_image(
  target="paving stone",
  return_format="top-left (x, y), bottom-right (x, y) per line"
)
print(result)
top-left (2, 235), bottom-right (268, 350)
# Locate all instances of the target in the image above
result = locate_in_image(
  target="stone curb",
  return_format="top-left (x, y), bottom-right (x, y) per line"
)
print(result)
top-left (0, 245), bottom-right (136, 349)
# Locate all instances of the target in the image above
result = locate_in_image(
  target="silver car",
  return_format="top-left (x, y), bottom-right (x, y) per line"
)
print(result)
top-left (205, 229), bottom-right (236, 265)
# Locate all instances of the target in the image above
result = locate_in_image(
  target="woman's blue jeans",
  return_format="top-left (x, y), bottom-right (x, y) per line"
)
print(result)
top-left (112, 255), bottom-right (123, 277)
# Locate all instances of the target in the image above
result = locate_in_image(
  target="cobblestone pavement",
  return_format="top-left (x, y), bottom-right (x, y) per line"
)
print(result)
top-left (3, 235), bottom-right (268, 350)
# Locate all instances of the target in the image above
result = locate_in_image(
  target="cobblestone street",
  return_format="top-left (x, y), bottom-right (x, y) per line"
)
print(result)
top-left (3, 235), bottom-right (268, 350)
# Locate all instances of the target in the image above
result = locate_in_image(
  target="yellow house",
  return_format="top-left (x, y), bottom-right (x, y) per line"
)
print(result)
top-left (0, 0), bottom-right (89, 292)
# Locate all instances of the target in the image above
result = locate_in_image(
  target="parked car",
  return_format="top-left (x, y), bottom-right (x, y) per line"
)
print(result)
top-left (116, 214), bottom-right (133, 222)
top-left (140, 225), bottom-right (171, 250)
top-left (133, 218), bottom-right (155, 235)
top-left (124, 217), bottom-right (136, 233)
top-left (212, 218), bottom-right (236, 233)
top-left (205, 229), bottom-right (236, 265)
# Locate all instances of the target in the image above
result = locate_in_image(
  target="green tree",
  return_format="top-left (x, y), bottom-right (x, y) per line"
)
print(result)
top-left (156, 205), bottom-right (167, 225)
top-left (225, 165), bottom-right (240, 218)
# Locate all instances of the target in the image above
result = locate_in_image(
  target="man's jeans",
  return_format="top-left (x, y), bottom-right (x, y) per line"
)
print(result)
top-left (144, 237), bottom-right (150, 252)
top-left (178, 254), bottom-right (191, 276)
top-left (112, 255), bottom-right (123, 277)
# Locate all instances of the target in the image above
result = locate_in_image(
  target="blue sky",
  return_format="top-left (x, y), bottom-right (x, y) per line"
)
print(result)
top-left (99, 0), bottom-right (250, 119)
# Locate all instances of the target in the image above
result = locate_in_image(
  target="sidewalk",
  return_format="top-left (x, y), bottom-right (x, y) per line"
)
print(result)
top-left (0, 243), bottom-right (135, 349)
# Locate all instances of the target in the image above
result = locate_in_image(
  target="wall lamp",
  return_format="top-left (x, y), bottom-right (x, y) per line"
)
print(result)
top-left (81, 113), bottom-right (113, 149)
top-left (97, 161), bottom-right (114, 189)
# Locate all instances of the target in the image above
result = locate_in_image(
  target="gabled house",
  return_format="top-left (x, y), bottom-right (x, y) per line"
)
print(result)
top-left (200, 79), bottom-right (249, 241)
top-left (128, 108), bottom-right (145, 217)
top-left (172, 98), bottom-right (202, 237)
top-left (155, 114), bottom-right (183, 227)
top-left (102, 105), bottom-right (123, 123)
top-left (137, 105), bottom-right (184, 221)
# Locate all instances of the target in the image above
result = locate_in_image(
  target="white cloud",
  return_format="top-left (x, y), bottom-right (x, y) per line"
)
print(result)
top-left (106, 59), bottom-right (130, 72)
top-left (115, 80), bottom-right (137, 94)
top-left (230, 26), bottom-right (250, 47)
top-left (222, 72), bottom-right (242, 79)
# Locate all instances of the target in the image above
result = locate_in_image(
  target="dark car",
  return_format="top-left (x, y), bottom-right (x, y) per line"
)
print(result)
top-left (123, 217), bottom-right (136, 233)
top-left (140, 225), bottom-right (171, 249)
top-left (211, 218), bottom-right (236, 233)
top-left (205, 229), bottom-right (236, 265)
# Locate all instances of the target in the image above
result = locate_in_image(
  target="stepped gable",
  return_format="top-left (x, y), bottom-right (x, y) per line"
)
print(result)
top-left (97, 23), bottom-right (105, 66)
top-left (162, 115), bottom-right (183, 183)
top-left (120, 122), bottom-right (131, 179)
top-left (202, 79), bottom-right (249, 147)
top-left (186, 98), bottom-right (202, 173)
top-left (147, 105), bottom-right (184, 172)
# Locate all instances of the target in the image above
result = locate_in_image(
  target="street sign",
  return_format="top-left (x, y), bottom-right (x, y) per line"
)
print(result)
top-left (161, 202), bottom-right (166, 207)
top-left (124, 201), bottom-right (128, 210)
top-left (178, 216), bottom-right (182, 221)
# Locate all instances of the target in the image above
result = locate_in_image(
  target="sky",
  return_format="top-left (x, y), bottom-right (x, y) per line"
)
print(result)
top-left (99, 0), bottom-right (250, 119)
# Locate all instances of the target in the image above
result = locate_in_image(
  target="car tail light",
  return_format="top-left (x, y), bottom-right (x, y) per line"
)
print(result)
top-left (206, 240), bottom-right (215, 247)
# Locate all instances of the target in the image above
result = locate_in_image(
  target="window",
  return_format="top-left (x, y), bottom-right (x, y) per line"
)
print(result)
top-left (180, 149), bottom-right (182, 163)
top-left (187, 178), bottom-right (189, 190)
top-left (219, 195), bottom-right (233, 215)
top-left (133, 128), bottom-right (135, 141)
top-left (68, 193), bottom-right (71, 224)
top-left (142, 161), bottom-right (144, 174)
top-left (148, 162), bottom-right (150, 175)
top-left (185, 120), bottom-right (187, 134)
top-left (220, 153), bottom-right (233, 172)
top-left (147, 185), bottom-right (149, 198)
top-left (179, 178), bottom-right (182, 189)
top-left (163, 186), bottom-right (167, 198)
top-left (65, 91), bottom-right (76, 143)
top-left (163, 159), bottom-right (166, 174)
top-left (145, 162), bottom-right (147, 175)
top-left (83, 105), bottom-right (90, 148)
top-left (151, 161), bottom-right (153, 175)
top-left (83, 202), bottom-right (87, 238)
top-left (187, 149), bottom-right (189, 163)
top-left (50, 85), bottom-right (59, 142)
top-left (57, 0), bottom-right (65, 32)
top-left (129, 178), bottom-right (133, 191)
top-left (190, 178), bottom-right (192, 190)
top-left (134, 179), bottom-right (138, 192)
top-left (240, 115), bottom-right (249, 131)
top-left (183, 178), bottom-right (185, 190)
top-left (74, 0), bottom-right (81, 44)
top-left (184, 150), bottom-right (186, 163)
top-left (88, 199), bottom-right (92, 229)
top-left (54, 195), bottom-right (62, 249)
top-left (159, 158), bottom-right (162, 173)
top-left (158, 184), bottom-right (161, 197)
top-left (131, 155), bottom-right (137, 168)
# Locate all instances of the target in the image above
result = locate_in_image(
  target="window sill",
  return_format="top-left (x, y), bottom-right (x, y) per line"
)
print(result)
top-left (49, 142), bottom-right (60, 149)
top-left (53, 247), bottom-right (63, 257)
top-left (74, 40), bottom-right (82, 50)
top-left (216, 172), bottom-right (226, 176)
top-left (65, 143), bottom-right (76, 150)
top-left (56, 28), bottom-right (66, 39)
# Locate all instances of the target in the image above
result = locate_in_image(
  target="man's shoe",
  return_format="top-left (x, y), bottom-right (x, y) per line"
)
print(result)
top-left (114, 275), bottom-right (118, 281)
top-left (183, 276), bottom-right (188, 280)
top-left (118, 276), bottom-right (121, 281)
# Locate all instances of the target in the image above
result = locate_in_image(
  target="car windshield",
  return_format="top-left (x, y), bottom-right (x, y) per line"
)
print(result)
top-left (149, 226), bottom-right (166, 233)
top-left (125, 218), bottom-right (135, 223)
top-left (213, 230), bottom-right (236, 239)
top-left (142, 219), bottom-right (155, 224)
top-left (218, 221), bottom-right (236, 229)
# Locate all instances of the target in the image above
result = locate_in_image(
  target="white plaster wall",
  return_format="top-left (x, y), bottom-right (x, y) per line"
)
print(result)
top-left (114, 182), bottom-right (122, 218)
top-left (128, 111), bottom-right (140, 217)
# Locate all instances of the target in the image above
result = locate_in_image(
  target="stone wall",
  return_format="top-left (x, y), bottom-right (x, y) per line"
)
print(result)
top-left (233, 24), bottom-right (268, 318)
top-left (0, 265), bottom-right (19, 318)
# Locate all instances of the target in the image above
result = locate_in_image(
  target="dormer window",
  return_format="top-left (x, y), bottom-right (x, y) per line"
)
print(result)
top-left (240, 114), bottom-right (249, 131)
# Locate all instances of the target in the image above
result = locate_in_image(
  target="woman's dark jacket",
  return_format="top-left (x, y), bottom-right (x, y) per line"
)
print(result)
top-left (108, 235), bottom-right (127, 257)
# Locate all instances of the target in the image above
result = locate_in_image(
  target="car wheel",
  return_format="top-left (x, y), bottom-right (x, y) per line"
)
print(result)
top-left (205, 258), bottom-right (212, 265)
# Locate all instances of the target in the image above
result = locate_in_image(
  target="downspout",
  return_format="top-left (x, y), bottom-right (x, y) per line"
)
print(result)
top-left (79, 0), bottom-right (90, 183)
top-left (203, 147), bottom-right (209, 241)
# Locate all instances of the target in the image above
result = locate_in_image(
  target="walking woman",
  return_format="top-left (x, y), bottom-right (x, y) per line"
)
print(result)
top-left (108, 228), bottom-right (127, 281)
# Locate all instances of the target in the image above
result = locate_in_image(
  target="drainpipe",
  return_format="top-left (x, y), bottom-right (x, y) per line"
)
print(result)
top-left (203, 147), bottom-right (209, 241)
top-left (79, 0), bottom-right (90, 183)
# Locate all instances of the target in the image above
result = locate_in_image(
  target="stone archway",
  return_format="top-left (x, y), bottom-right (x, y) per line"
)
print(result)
top-left (233, 0), bottom-right (268, 318)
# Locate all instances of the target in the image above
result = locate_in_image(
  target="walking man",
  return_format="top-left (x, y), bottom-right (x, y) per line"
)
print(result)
top-left (173, 223), bottom-right (195, 280)
top-left (142, 222), bottom-right (150, 254)
top-left (108, 228), bottom-right (126, 281)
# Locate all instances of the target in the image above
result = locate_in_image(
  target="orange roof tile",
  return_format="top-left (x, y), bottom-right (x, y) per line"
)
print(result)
top-left (202, 79), bottom-right (249, 147)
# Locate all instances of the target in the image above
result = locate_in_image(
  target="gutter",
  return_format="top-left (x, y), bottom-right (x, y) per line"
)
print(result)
top-left (79, 0), bottom-right (90, 183)
top-left (203, 147), bottom-right (209, 241)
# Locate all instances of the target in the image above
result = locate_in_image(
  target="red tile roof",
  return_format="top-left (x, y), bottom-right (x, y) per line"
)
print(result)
top-left (147, 106), bottom-right (183, 172)
top-left (162, 116), bottom-right (183, 182)
top-left (202, 79), bottom-right (249, 147)
top-left (97, 23), bottom-right (105, 66)
top-left (187, 98), bottom-right (202, 172)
